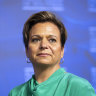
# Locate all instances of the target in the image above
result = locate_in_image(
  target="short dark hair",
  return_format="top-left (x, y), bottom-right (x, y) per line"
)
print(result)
top-left (23, 11), bottom-right (67, 48)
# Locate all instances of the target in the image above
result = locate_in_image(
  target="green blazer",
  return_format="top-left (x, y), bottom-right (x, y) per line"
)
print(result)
top-left (8, 68), bottom-right (96, 96)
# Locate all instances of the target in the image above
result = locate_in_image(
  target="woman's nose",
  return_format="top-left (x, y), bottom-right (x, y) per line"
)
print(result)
top-left (39, 39), bottom-right (48, 50)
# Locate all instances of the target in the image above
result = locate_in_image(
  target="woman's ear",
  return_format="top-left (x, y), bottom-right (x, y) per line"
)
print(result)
top-left (25, 48), bottom-right (29, 58)
top-left (61, 47), bottom-right (64, 58)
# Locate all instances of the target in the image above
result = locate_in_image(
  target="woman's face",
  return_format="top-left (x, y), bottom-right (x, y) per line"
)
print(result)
top-left (26, 22), bottom-right (64, 66)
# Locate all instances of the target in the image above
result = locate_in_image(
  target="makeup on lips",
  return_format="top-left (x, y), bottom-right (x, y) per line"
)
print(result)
top-left (37, 53), bottom-right (51, 57)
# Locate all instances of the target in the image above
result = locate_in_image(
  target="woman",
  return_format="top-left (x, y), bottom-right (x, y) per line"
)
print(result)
top-left (8, 11), bottom-right (96, 96)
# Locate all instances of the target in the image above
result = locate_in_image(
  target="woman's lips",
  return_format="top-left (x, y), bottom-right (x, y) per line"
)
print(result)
top-left (37, 53), bottom-right (50, 57)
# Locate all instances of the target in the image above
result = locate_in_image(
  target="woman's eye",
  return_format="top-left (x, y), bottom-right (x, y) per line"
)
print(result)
top-left (49, 39), bottom-right (56, 43)
top-left (32, 38), bottom-right (40, 42)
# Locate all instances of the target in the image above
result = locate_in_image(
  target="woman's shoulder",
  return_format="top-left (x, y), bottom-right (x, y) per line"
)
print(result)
top-left (63, 72), bottom-right (92, 88)
top-left (62, 72), bottom-right (96, 96)
top-left (8, 79), bottom-right (31, 96)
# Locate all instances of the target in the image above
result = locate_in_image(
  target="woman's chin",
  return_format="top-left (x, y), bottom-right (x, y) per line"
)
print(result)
top-left (33, 60), bottom-right (54, 67)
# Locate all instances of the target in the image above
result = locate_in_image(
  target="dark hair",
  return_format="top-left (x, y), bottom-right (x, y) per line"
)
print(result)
top-left (23, 11), bottom-right (67, 48)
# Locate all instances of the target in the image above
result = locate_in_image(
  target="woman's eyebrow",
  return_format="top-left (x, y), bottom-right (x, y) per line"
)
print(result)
top-left (31, 35), bottom-right (41, 38)
top-left (31, 35), bottom-right (57, 38)
top-left (48, 35), bottom-right (57, 38)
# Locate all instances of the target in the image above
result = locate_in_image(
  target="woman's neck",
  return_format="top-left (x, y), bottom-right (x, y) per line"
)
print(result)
top-left (33, 64), bottom-right (60, 84)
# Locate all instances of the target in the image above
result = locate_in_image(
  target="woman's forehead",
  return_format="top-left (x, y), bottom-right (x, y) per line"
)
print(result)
top-left (30, 22), bottom-right (60, 37)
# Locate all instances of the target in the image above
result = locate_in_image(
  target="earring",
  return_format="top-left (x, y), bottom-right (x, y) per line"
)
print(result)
top-left (26, 57), bottom-right (31, 63)
top-left (60, 58), bottom-right (64, 64)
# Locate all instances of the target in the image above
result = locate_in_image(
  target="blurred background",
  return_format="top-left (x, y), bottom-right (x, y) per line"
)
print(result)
top-left (0, 0), bottom-right (96, 95)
